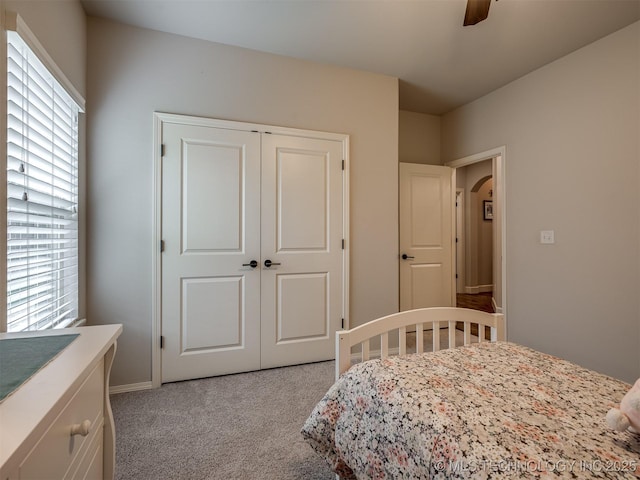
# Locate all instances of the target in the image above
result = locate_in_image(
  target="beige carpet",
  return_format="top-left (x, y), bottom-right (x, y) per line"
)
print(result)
top-left (110, 329), bottom-right (483, 479)
top-left (111, 362), bottom-right (336, 480)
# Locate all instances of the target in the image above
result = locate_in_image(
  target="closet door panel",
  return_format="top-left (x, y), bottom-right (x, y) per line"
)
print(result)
top-left (260, 134), bottom-right (344, 368)
top-left (277, 149), bottom-right (328, 251)
top-left (161, 124), bottom-right (261, 382)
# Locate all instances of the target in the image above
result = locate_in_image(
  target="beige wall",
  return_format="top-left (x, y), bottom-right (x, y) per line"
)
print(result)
top-left (86, 17), bottom-right (399, 387)
top-left (442, 22), bottom-right (640, 382)
top-left (399, 110), bottom-right (441, 165)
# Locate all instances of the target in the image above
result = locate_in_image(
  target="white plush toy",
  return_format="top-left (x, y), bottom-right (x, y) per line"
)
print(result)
top-left (606, 378), bottom-right (640, 433)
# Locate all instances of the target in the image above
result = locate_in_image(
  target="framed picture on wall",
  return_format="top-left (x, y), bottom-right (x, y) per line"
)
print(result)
top-left (483, 200), bottom-right (493, 221)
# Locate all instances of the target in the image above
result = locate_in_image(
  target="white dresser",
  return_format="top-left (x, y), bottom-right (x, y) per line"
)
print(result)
top-left (0, 324), bottom-right (122, 480)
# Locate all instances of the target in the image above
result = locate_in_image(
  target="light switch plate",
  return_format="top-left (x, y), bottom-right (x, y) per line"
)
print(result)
top-left (540, 230), bottom-right (555, 244)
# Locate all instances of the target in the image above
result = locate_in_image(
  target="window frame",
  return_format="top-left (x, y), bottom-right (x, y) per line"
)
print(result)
top-left (2, 12), bottom-right (85, 332)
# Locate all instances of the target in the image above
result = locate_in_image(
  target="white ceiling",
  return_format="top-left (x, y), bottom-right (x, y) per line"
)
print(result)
top-left (81, 0), bottom-right (640, 115)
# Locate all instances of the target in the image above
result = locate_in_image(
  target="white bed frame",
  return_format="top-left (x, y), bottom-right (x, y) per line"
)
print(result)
top-left (335, 307), bottom-right (505, 379)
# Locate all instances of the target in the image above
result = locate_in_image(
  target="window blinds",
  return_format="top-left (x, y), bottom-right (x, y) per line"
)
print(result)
top-left (6, 30), bottom-right (80, 332)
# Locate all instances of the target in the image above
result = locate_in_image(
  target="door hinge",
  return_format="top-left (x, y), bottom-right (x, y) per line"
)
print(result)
top-left (341, 318), bottom-right (344, 329)
top-left (342, 239), bottom-right (345, 250)
top-left (160, 240), bottom-right (165, 252)
top-left (160, 144), bottom-right (165, 157)
top-left (342, 159), bottom-right (345, 170)
top-left (160, 336), bottom-right (165, 349)
top-left (455, 237), bottom-right (459, 243)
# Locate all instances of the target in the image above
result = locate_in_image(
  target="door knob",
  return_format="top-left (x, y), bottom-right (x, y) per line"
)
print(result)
top-left (242, 260), bottom-right (258, 268)
top-left (264, 259), bottom-right (281, 268)
top-left (401, 254), bottom-right (415, 260)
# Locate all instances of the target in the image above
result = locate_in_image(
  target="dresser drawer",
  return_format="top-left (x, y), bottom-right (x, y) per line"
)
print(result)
top-left (19, 360), bottom-right (104, 480)
top-left (68, 416), bottom-right (104, 480)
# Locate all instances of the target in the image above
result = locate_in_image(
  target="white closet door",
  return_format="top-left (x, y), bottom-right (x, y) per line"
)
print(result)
top-left (161, 124), bottom-right (261, 382)
top-left (260, 134), bottom-right (344, 368)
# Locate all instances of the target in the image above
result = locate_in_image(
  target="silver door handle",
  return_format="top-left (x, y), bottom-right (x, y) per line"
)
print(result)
top-left (264, 259), bottom-right (281, 268)
top-left (401, 254), bottom-right (414, 260)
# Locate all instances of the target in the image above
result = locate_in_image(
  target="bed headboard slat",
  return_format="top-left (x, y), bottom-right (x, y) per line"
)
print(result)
top-left (362, 339), bottom-right (370, 362)
top-left (432, 321), bottom-right (440, 351)
top-left (464, 322), bottom-right (472, 345)
top-left (380, 332), bottom-right (389, 359)
top-left (335, 307), bottom-right (506, 379)
top-left (448, 321), bottom-right (456, 348)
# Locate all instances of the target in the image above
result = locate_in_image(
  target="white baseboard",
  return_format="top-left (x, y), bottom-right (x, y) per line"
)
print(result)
top-left (464, 284), bottom-right (493, 294)
top-left (492, 298), bottom-right (502, 313)
top-left (110, 381), bottom-right (153, 395)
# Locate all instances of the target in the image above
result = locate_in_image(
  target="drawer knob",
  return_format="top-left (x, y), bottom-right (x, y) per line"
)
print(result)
top-left (70, 419), bottom-right (92, 437)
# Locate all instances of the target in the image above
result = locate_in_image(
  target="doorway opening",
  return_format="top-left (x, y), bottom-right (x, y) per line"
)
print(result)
top-left (447, 147), bottom-right (505, 319)
top-left (455, 166), bottom-right (494, 313)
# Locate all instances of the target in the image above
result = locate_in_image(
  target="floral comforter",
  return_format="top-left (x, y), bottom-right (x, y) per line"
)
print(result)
top-left (302, 342), bottom-right (640, 479)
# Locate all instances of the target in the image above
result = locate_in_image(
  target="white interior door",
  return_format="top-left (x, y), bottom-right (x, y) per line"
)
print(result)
top-left (399, 163), bottom-right (454, 311)
top-left (260, 134), bottom-right (344, 368)
top-left (161, 124), bottom-right (261, 382)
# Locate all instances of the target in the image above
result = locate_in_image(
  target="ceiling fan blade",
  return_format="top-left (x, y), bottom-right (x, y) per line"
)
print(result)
top-left (463, 0), bottom-right (492, 26)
